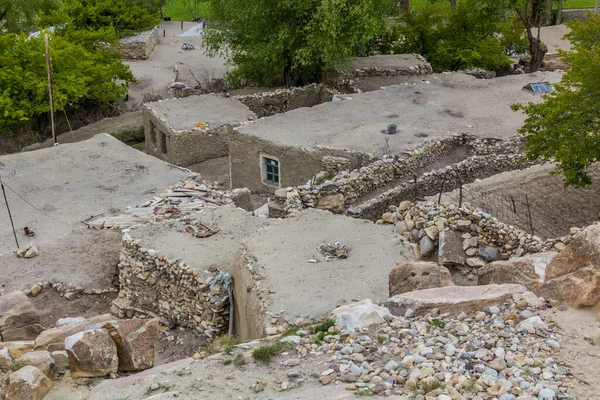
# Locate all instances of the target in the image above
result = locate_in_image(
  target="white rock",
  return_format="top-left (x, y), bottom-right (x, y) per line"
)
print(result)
top-left (330, 299), bottom-right (391, 331)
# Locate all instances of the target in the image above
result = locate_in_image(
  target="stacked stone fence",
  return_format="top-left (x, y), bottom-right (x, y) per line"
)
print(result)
top-left (323, 55), bottom-right (433, 87)
top-left (270, 135), bottom-right (526, 218)
top-left (118, 27), bottom-right (159, 60)
top-left (234, 84), bottom-right (338, 118)
top-left (377, 201), bottom-right (578, 282)
top-left (117, 230), bottom-right (231, 341)
top-left (353, 153), bottom-right (537, 221)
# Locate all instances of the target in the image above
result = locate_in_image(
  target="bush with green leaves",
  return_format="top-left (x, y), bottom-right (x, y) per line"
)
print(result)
top-left (395, 0), bottom-right (519, 72)
top-left (52, 0), bottom-right (162, 36)
top-left (0, 28), bottom-right (133, 134)
top-left (513, 15), bottom-right (600, 187)
top-left (204, 0), bottom-right (396, 86)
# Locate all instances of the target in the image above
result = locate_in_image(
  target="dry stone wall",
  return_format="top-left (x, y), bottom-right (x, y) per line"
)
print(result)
top-left (234, 84), bottom-right (338, 118)
top-left (270, 135), bottom-right (527, 218)
top-left (118, 230), bottom-right (230, 340)
top-left (354, 152), bottom-right (535, 221)
top-left (378, 201), bottom-right (578, 278)
top-left (119, 27), bottom-right (159, 60)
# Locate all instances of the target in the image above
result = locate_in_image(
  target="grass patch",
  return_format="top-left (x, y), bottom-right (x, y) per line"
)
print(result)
top-left (111, 127), bottom-right (145, 146)
top-left (562, 0), bottom-right (598, 9)
top-left (584, 336), bottom-right (596, 346)
top-left (233, 353), bottom-right (246, 366)
top-left (419, 378), bottom-right (442, 392)
top-left (428, 318), bottom-right (446, 331)
top-left (203, 334), bottom-right (239, 355)
top-left (309, 319), bottom-right (336, 334)
top-left (251, 341), bottom-right (294, 364)
top-left (162, 0), bottom-right (213, 21)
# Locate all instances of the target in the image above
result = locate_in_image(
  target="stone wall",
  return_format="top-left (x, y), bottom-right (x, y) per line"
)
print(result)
top-left (117, 230), bottom-right (231, 340)
top-left (324, 55), bottom-right (433, 87)
top-left (270, 135), bottom-right (524, 217)
top-left (354, 153), bottom-right (536, 221)
top-left (562, 9), bottom-right (596, 23)
top-left (119, 27), bottom-right (159, 60)
top-left (235, 84), bottom-right (338, 118)
top-left (378, 201), bottom-right (578, 284)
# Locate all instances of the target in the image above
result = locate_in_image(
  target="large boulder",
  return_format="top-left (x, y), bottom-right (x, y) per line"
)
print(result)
top-left (4, 365), bottom-right (53, 400)
top-left (330, 299), bottom-right (391, 331)
top-left (0, 291), bottom-right (43, 341)
top-left (15, 350), bottom-right (56, 379)
top-left (34, 314), bottom-right (114, 352)
top-left (385, 284), bottom-right (527, 317)
top-left (478, 252), bottom-right (557, 288)
top-left (389, 262), bottom-right (454, 297)
top-left (102, 319), bottom-right (159, 372)
top-left (0, 341), bottom-right (34, 359)
top-left (438, 230), bottom-right (466, 266)
top-left (539, 225), bottom-right (600, 307)
top-left (65, 328), bottom-right (119, 378)
top-left (317, 193), bottom-right (345, 213)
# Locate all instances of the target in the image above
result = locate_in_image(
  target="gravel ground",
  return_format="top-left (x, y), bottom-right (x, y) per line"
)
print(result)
top-left (77, 291), bottom-right (579, 400)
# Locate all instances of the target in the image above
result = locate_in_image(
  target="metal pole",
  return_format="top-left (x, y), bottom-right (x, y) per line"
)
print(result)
top-left (1, 174), bottom-right (19, 249)
top-left (44, 34), bottom-right (57, 145)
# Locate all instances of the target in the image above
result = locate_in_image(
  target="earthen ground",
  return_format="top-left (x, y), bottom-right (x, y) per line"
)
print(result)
top-left (0, 134), bottom-right (189, 291)
top-left (436, 163), bottom-right (600, 239)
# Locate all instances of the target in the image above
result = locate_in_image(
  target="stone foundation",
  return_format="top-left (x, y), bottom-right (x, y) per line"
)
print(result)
top-left (117, 230), bottom-right (231, 340)
top-left (235, 84), bottom-right (338, 118)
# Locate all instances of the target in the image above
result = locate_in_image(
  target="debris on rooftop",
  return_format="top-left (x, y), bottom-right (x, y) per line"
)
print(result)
top-left (317, 241), bottom-right (349, 260)
top-left (84, 180), bottom-right (233, 229)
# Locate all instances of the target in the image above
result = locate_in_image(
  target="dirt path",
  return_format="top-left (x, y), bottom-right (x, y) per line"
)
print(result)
top-left (540, 307), bottom-right (600, 400)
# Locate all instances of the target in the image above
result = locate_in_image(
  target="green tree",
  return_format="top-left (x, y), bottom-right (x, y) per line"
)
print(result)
top-left (0, 28), bottom-right (134, 133)
top-left (396, 0), bottom-right (514, 72)
top-left (0, 0), bottom-right (59, 33)
top-left (512, 15), bottom-right (600, 187)
top-left (53, 0), bottom-right (161, 36)
top-left (203, 0), bottom-right (396, 86)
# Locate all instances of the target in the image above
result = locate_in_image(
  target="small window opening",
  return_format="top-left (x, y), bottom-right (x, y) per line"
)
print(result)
top-left (150, 121), bottom-right (157, 143)
top-left (160, 131), bottom-right (167, 154)
top-left (264, 157), bottom-right (279, 184)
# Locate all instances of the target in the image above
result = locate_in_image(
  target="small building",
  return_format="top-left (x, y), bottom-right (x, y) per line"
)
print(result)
top-left (231, 72), bottom-right (562, 194)
top-left (118, 206), bottom-right (410, 341)
top-left (143, 94), bottom-right (256, 167)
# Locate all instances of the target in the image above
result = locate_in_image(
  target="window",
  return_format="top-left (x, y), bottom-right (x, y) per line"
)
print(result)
top-left (263, 157), bottom-right (280, 184)
top-left (150, 121), bottom-right (157, 143)
top-left (160, 131), bottom-right (168, 154)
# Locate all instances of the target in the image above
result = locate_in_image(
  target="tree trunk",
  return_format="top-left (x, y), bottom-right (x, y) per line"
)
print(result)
top-left (449, 0), bottom-right (457, 8)
top-left (556, 0), bottom-right (563, 25)
top-left (401, 0), bottom-right (409, 10)
top-left (528, 34), bottom-right (546, 72)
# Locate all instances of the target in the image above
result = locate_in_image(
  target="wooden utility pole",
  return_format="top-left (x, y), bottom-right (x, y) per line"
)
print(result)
top-left (596, 0), bottom-right (599, 15)
top-left (44, 34), bottom-right (57, 145)
top-left (0, 174), bottom-right (19, 249)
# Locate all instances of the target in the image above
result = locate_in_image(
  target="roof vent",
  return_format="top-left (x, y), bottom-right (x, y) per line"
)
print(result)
top-left (387, 124), bottom-right (398, 135)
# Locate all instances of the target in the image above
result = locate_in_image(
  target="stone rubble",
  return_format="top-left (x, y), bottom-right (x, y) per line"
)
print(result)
top-left (85, 179), bottom-right (236, 229)
top-left (265, 293), bottom-right (569, 399)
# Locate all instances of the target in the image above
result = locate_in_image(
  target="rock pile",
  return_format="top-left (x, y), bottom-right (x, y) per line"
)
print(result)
top-left (260, 292), bottom-right (567, 399)
top-left (378, 201), bottom-right (575, 283)
top-left (85, 180), bottom-right (237, 229)
top-left (0, 300), bottom-right (159, 400)
top-left (272, 135), bottom-right (533, 219)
